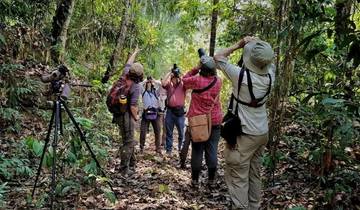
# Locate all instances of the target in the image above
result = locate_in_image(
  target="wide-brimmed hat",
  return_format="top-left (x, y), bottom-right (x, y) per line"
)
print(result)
top-left (129, 62), bottom-right (144, 76)
top-left (243, 40), bottom-right (274, 75)
top-left (128, 62), bottom-right (144, 83)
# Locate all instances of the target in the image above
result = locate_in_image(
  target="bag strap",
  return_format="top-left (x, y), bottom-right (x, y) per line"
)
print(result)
top-left (209, 93), bottom-right (220, 114)
top-left (193, 77), bottom-right (217, 94)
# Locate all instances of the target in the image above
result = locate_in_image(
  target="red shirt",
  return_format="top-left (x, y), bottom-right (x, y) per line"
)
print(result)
top-left (183, 67), bottom-right (223, 125)
top-left (163, 80), bottom-right (186, 108)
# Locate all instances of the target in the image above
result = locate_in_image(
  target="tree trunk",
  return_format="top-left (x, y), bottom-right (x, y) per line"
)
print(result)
top-left (268, 0), bottom-right (300, 182)
top-left (209, 0), bottom-right (219, 56)
top-left (50, 0), bottom-right (75, 64)
top-left (334, 0), bottom-right (356, 105)
top-left (102, 0), bottom-right (131, 84)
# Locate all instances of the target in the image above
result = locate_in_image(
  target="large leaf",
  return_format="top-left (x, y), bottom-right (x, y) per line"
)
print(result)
top-left (321, 98), bottom-right (345, 107)
top-left (0, 33), bottom-right (6, 46)
top-left (32, 140), bottom-right (44, 157)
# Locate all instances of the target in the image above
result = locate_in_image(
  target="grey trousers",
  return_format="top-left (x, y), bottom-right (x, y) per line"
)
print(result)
top-left (114, 112), bottom-right (136, 170)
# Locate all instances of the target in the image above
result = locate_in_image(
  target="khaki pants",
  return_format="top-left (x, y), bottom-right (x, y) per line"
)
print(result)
top-left (224, 133), bottom-right (268, 210)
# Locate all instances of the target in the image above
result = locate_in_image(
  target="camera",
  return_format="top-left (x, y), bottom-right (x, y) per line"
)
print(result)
top-left (172, 64), bottom-right (181, 78)
top-left (41, 64), bottom-right (71, 100)
top-left (41, 64), bottom-right (69, 83)
top-left (198, 48), bottom-right (206, 58)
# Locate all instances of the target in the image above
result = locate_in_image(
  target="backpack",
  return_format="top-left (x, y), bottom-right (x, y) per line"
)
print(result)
top-left (106, 79), bottom-right (131, 115)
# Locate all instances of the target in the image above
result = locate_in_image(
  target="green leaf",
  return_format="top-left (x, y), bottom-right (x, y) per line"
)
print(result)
top-left (158, 184), bottom-right (169, 193)
top-left (289, 207), bottom-right (307, 210)
top-left (61, 185), bottom-right (73, 196)
top-left (0, 33), bottom-right (6, 45)
top-left (25, 136), bottom-right (34, 149)
top-left (104, 191), bottom-right (116, 204)
top-left (75, 117), bottom-right (94, 129)
top-left (32, 140), bottom-right (43, 157)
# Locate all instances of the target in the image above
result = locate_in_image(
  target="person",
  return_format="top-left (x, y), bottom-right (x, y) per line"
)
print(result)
top-left (139, 76), bottom-right (161, 154)
top-left (182, 52), bottom-right (222, 189)
top-left (112, 47), bottom-right (144, 176)
top-left (161, 64), bottom-right (186, 156)
top-left (179, 119), bottom-right (190, 169)
top-left (214, 37), bottom-right (275, 209)
top-left (157, 78), bottom-right (167, 146)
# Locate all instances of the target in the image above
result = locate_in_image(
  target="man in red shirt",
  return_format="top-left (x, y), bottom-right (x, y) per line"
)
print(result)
top-left (161, 65), bottom-right (186, 155)
top-left (183, 52), bottom-right (223, 189)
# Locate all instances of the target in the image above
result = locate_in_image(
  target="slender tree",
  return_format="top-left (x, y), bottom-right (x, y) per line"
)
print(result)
top-left (50, 0), bottom-right (75, 64)
top-left (268, 0), bottom-right (301, 181)
top-left (209, 0), bottom-right (219, 56)
top-left (102, 0), bottom-right (131, 84)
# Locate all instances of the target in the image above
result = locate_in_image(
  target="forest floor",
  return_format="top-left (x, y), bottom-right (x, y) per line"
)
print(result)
top-left (4, 125), bottom-right (359, 210)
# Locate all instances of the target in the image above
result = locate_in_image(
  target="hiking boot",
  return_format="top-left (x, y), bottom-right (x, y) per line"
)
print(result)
top-left (191, 180), bottom-right (199, 189)
top-left (207, 179), bottom-right (217, 190)
top-left (156, 148), bottom-right (162, 154)
top-left (180, 160), bottom-right (187, 169)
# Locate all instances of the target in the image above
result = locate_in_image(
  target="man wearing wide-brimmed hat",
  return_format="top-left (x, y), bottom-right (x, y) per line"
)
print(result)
top-left (214, 37), bottom-right (275, 209)
top-left (112, 47), bottom-right (144, 176)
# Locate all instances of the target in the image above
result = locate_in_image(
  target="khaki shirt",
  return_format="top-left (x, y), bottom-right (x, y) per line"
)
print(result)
top-left (216, 57), bottom-right (275, 135)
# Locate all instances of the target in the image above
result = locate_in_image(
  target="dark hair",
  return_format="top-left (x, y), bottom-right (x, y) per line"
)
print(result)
top-left (199, 66), bottom-right (216, 77)
top-left (127, 73), bottom-right (143, 83)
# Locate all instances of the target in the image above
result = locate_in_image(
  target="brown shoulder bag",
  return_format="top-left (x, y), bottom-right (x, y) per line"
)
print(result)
top-left (188, 77), bottom-right (219, 142)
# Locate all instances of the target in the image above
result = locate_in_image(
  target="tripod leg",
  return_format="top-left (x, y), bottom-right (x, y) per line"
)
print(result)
top-left (50, 100), bottom-right (61, 209)
top-left (59, 103), bottom-right (63, 135)
top-left (61, 101), bottom-right (118, 198)
top-left (32, 101), bottom-right (56, 198)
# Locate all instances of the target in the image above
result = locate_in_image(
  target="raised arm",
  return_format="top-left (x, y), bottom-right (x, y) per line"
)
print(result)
top-left (161, 72), bottom-right (172, 87)
top-left (214, 36), bottom-right (254, 60)
top-left (126, 46), bottom-right (141, 65)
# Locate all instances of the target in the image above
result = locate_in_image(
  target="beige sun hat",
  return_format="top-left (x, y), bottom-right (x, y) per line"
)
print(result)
top-left (129, 62), bottom-right (144, 76)
top-left (243, 40), bottom-right (274, 75)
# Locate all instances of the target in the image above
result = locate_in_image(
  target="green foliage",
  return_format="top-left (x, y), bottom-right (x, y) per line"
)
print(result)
top-left (104, 190), bottom-right (116, 204)
top-left (0, 107), bottom-right (21, 129)
top-left (55, 179), bottom-right (81, 197)
top-left (158, 184), bottom-right (170, 193)
top-left (25, 136), bottom-right (44, 157)
top-left (1, 0), bottom-right (359, 208)
top-left (289, 206), bottom-right (306, 210)
top-left (0, 154), bottom-right (34, 180)
top-left (0, 182), bottom-right (7, 208)
top-left (262, 151), bottom-right (285, 169)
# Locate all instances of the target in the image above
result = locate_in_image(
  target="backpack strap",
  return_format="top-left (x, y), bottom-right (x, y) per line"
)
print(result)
top-left (193, 77), bottom-right (218, 94)
top-left (229, 68), bottom-right (246, 115)
top-left (233, 68), bottom-right (272, 108)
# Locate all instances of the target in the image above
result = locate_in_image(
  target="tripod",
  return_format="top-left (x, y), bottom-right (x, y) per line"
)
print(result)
top-left (31, 82), bottom-right (117, 209)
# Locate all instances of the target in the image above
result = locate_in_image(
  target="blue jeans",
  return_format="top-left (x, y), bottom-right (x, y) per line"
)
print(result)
top-left (165, 109), bottom-right (185, 153)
